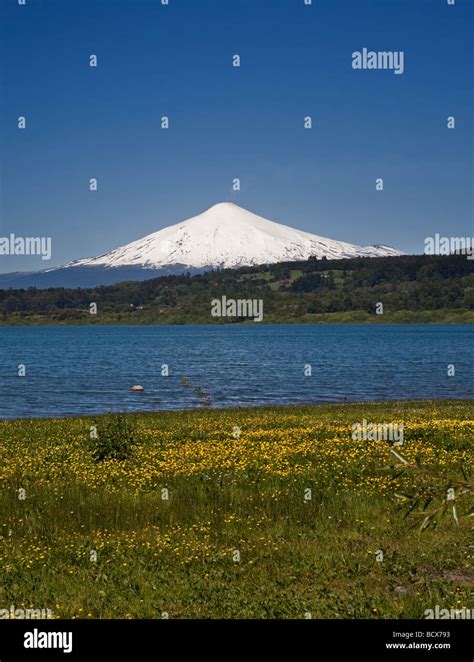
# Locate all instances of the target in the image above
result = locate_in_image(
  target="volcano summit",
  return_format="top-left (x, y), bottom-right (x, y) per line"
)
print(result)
top-left (0, 203), bottom-right (403, 289)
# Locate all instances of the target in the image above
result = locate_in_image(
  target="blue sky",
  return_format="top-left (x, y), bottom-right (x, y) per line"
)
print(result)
top-left (0, 0), bottom-right (472, 272)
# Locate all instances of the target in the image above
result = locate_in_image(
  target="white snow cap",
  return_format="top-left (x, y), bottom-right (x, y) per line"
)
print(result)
top-left (68, 202), bottom-right (403, 270)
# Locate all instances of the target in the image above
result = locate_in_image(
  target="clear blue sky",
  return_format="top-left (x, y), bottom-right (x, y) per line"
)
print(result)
top-left (0, 0), bottom-right (472, 272)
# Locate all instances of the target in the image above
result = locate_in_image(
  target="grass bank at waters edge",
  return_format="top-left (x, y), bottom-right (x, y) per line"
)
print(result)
top-left (0, 400), bottom-right (472, 618)
top-left (1, 308), bottom-right (474, 325)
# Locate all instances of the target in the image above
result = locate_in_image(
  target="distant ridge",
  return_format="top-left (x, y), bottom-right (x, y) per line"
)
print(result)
top-left (0, 203), bottom-right (403, 289)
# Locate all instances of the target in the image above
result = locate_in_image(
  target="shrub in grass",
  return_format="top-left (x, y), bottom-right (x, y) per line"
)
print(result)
top-left (89, 414), bottom-right (139, 462)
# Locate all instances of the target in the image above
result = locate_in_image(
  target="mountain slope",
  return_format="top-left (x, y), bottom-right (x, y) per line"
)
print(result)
top-left (0, 203), bottom-right (403, 289)
top-left (67, 202), bottom-right (402, 269)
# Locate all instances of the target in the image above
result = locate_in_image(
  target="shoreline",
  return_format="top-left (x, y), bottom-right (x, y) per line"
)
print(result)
top-left (1, 315), bottom-right (474, 327)
top-left (1, 397), bottom-right (472, 424)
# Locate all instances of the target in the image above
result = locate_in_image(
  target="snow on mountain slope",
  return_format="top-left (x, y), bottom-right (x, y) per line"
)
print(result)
top-left (66, 202), bottom-right (403, 270)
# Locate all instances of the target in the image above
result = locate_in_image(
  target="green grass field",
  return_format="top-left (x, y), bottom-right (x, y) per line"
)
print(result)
top-left (0, 400), bottom-right (472, 619)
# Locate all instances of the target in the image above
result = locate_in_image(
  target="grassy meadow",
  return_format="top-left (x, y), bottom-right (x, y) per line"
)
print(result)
top-left (0, 400), bottom-right (472, 619)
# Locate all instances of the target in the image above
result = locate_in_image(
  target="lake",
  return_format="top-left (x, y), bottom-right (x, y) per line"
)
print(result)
top-left (0, 324), bottom-right (473, 419)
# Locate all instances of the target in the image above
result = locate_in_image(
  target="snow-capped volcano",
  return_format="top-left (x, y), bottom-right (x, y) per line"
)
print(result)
top-left (67, 202), bottom-right (402, 270)
top-left (0, 203), bottom-right (403, 289)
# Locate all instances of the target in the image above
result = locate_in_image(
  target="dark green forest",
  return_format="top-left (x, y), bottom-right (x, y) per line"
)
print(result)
top-left (1, 254), bottom-right (473, 324)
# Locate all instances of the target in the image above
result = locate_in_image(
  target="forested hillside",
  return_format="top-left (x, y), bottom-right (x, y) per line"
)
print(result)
top-left (1, 254), bottom-right (473, 324)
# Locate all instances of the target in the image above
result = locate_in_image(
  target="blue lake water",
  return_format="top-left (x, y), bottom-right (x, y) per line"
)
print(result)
top-left (0, 324), bottom-right (473, 419)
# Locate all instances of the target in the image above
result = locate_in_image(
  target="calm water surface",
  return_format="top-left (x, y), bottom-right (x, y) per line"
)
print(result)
top-left (0, 324), bottom-right (472, 419)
